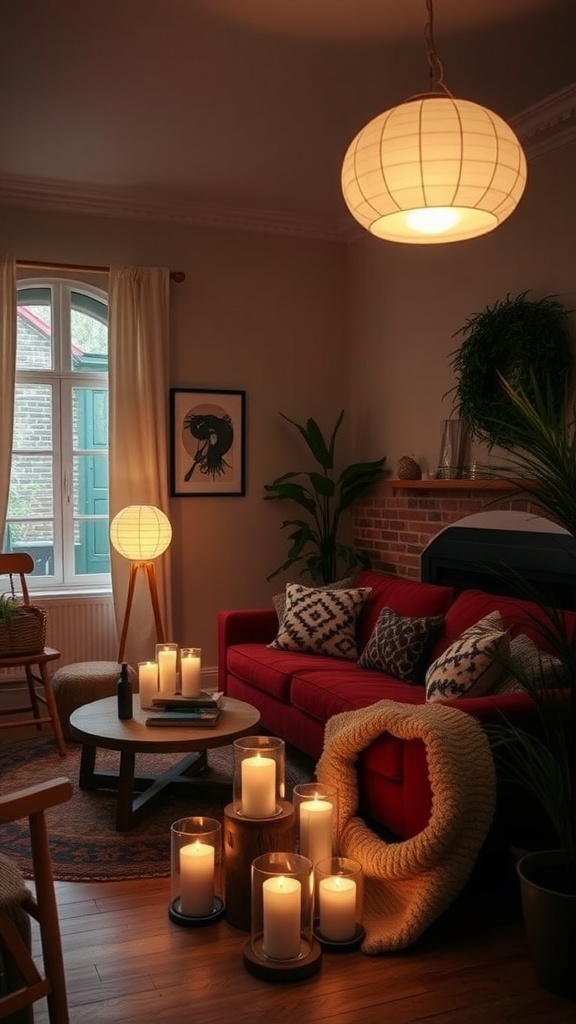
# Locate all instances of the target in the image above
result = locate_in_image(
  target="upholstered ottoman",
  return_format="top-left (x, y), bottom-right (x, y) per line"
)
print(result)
top-left (51, 661), bottom-right (137, 739)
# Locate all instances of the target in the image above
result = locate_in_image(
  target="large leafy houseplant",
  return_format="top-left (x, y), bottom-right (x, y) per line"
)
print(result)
top-left (449, 292), bottom-right (571, 449)
top-left (484, 374), bottom-right (576, 997)
top-left (263, 411), bottom-right (386, 585)
top-left (486, 375), bottom-right (576, 888)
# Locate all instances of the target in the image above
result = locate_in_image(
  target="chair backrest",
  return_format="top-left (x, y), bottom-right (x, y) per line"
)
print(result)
top-left (0, 552), bottom-right (34, 606)
top-left (0, 777), bottom-right (73, 1023)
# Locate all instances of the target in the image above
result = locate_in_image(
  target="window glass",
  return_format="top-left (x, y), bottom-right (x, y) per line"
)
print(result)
top-left (5, 279), bottom-right (110, 588)
top-left (15, 289), bottom-right (52, 371)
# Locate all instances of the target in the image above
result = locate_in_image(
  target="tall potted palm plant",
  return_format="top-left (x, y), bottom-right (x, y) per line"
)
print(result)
top-left (487, 375), bottom-right (576, 998)
top-left (263, 410), bottom-right (386, 585)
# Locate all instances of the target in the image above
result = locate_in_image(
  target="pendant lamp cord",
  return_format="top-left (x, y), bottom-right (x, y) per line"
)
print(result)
top-left (424, 0), bottom-right (449, 95)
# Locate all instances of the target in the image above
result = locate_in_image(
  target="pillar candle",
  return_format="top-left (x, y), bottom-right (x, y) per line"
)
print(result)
top-left (180, 650), bottom-right (201, 697)
top-left (299, 798), bottom-right (333, 864)
top-left (241, 754), bottom-right (276, 818)
top-left (262, 875), bottom-right (301, 960)
top-left (319, 875), bottom-right (357, 941)
top-left (138, 661), bottom-right (158, 709)
top-left (157, 646), bottom-right (177, 693)
top-left (179, 840), bottom-right (214, 917)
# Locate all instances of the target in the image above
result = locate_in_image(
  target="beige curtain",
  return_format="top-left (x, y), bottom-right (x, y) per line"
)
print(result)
top-left (109, 266), bottom-right (173, 667)
top-left (0, 256), bottom-right (17, 539)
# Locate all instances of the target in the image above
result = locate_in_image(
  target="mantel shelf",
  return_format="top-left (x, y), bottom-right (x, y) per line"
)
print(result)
top-left (379, 478), bottom-right (525, 491)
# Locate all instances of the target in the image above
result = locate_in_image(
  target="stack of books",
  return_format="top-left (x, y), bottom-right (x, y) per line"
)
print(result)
top-left (145, 690), bottom-right (224, 727)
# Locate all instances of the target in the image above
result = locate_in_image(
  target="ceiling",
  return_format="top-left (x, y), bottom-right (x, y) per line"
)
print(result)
top-left (1, 0), bottom-right (575, 238)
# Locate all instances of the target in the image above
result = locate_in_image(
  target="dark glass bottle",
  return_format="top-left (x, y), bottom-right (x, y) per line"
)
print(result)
top-left (117, 662), bottom-right (133, 720)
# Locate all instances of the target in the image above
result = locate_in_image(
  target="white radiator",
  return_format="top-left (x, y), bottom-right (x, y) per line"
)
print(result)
top-left (0, 595), bottom-right (118, 686)
top-left (43, 594), bottom-right (118, 667)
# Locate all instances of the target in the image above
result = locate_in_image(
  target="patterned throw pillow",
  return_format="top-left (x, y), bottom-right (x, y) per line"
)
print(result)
top-left (425, 612), bottom-right (510, 703)
top-left (269, 583), bottom-right (372, 659)
top-left (272, 576), bottom-right (356, 624)
top-left (493, 633), bottom-right (567, 695)
top-left (358, 606), bottom-right (444, 682)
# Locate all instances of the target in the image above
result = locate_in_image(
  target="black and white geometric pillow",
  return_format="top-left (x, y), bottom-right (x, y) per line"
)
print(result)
top-left (272, 576), bottom-right (356, 624)
top-left (269, 583), bottom-right (372, 660)
top-left (425, 613), bottom-right (509, 702)
top-left (358, 606), bottom-right (444, 682)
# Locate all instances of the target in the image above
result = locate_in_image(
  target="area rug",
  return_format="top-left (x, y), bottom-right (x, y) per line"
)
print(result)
top-left (0, 736), bottom-right (315, 883)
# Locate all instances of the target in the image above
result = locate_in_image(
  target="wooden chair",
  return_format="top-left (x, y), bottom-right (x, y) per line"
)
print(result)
top-left (0, 553), bottom-right (66, 756)
top-left (0, 777), bottom-right (73, 1023)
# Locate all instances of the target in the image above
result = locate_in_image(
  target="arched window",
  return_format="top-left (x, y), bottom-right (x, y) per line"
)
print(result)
top-left (4, 278), bottom-right (110, 588)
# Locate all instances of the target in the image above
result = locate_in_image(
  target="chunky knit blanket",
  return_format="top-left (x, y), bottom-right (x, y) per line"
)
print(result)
top-left (316, 700), bottom-right (496, 953)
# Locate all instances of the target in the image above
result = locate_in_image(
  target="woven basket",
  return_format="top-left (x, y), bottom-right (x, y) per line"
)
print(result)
top-left (0, 606), bottom-right (47, 657)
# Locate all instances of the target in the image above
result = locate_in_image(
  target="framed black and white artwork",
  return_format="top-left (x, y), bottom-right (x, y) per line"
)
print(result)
top-left (170, 388), bottom-right (246, 496)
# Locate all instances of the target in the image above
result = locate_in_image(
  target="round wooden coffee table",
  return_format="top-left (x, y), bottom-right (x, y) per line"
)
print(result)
top-left (69, 695), bottom-right (261, 831)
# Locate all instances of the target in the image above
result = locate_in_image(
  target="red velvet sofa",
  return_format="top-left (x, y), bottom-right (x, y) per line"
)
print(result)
top-left (218, 570), bottom-right (570, 843)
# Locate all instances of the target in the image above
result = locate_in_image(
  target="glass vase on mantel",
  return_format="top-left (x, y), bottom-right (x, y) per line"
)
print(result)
top-left (435, 419), bottom-right (470, 479)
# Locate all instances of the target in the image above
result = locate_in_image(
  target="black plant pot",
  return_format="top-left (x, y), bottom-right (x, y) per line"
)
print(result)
top-left (517, 850), bottom-right (576, 999)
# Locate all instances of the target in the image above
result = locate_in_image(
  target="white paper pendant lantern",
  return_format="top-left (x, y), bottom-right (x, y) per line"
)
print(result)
top-left (341, 1), bottom-right (527, 244)
top-left (342, 94), bottom-right (527, 243)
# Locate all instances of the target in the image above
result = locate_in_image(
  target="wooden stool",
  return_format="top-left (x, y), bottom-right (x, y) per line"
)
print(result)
top-left (51, 662), bottom-right (137, 740)
top-left (223, 801), bottom-right (296, 931)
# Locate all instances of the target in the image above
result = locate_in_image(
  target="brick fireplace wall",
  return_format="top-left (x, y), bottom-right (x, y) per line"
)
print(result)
top-left (353, 480), bottom-right (545, 580)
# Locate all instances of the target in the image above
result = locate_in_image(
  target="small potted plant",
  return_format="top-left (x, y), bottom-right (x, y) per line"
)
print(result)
top-left (0, 592), bottom-right (18, 625)
top-left (263, 410), bottom-right (386, 585)
top-left (0, 589), bottom-right (46, 657)
top-left (0, 591), bottom-right (19, 655)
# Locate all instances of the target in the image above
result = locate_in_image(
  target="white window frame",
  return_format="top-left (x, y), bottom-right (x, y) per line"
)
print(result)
top-left (9, 276), bottom-right (111, 594)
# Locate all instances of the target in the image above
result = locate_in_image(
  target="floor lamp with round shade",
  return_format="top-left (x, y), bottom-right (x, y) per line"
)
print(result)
top-left (109, 505), bottom-right (172, 663)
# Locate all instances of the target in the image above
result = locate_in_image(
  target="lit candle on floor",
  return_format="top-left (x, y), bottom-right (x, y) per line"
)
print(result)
top-left (138, 661), bottom-right (158, 709)
top-left (180, 649), bottom-right (201, 698)
top-left (157, 645), bottom-right (177, 693)
top-left (319, 875), bottom-right (357, 941)
top-left (263, 875), bottom-right (301, 960)
top-left (180, 840), bottom-right (214, 917)
top-left (241, 754), bottom-right (276, 818)
top-left (299, 797), bottom-right (333, 864)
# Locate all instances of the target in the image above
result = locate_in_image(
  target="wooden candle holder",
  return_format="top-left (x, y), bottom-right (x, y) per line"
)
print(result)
top-left (223, 800), bottom-right (296, 931)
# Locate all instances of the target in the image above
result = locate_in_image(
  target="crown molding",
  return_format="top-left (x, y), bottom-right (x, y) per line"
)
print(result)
top-left (0, 84), bottom-right (574, 242)
top-left (511, 82), bottom-right (576, 159)
top-left (0, 175), bottom-right (341, 243)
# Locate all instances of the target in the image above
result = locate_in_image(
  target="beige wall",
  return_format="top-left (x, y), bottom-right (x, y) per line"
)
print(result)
top-left (345, 140), bottom-right (576, 477)
top-left (2, 206), bottom-right (347, 664)
top-left (3, 138), bottom-right (575, 665)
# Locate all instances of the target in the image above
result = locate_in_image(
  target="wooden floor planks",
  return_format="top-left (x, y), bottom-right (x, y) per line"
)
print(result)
top-left (25, 876), bottom-right (576, 1024)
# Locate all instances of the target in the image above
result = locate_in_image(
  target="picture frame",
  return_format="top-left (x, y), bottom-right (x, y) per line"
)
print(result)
top-left (170, 388), bottom-right (246, 497)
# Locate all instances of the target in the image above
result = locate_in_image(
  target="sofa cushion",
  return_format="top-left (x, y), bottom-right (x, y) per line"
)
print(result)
top-left (428, 588), bottom-right (575, 663)
top-left (425, 613), bottom-right (509, 702)
top-left (226, 643), bottom-right (354, 702)
top-left (269, 582), bottom-right (371, 659)
top-left (290, 668), bottom-right (425, 725)
top-left (358, 607), bottom-right (444, 682)
top-left (353, 571), bottom-right (456, 652)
